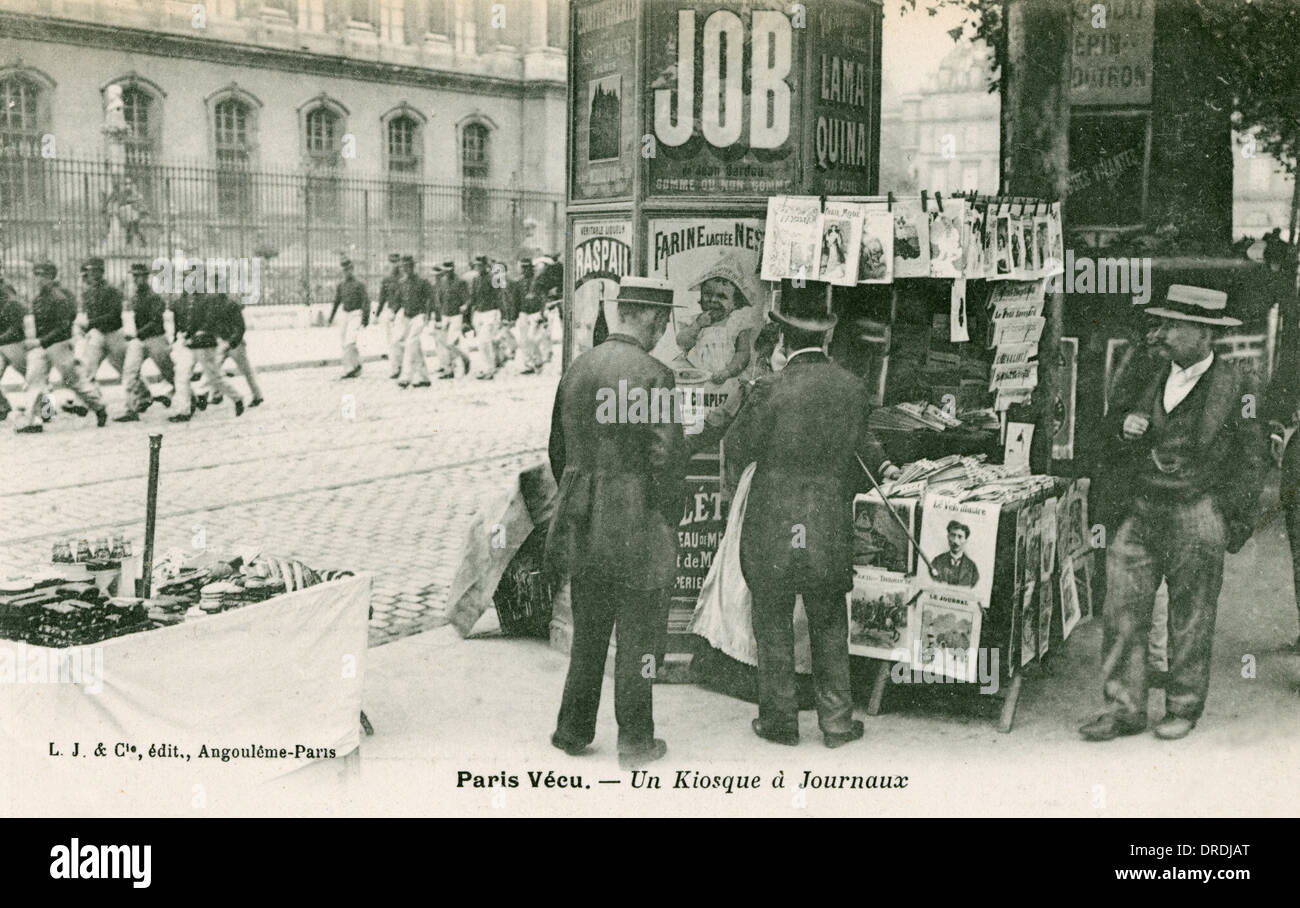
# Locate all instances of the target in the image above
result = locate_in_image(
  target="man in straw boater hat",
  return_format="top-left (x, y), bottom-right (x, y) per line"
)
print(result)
top-left (722, 279), bottom-right (899, 748)
top-left (1080, 285), bottom-right (1264, 742)
top-left (545, 276), bottom-right (688, 770)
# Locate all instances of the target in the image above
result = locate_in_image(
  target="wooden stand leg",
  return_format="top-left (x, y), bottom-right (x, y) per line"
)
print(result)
top-left (998, 672), bottom-right (1024, 733)
top-left (865, 660), bottom-right (892, 716)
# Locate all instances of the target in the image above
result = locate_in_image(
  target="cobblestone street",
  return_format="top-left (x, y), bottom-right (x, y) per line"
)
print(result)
top-left (0, 357), bottom-right (557, 646)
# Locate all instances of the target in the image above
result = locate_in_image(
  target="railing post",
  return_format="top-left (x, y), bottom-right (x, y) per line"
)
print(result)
top-left (303, 178), bottom-right (312, 306)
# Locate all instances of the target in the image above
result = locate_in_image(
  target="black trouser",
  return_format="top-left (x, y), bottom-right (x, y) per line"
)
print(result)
top-left (750, 586), bottom-right (854, 735)
top-left (1282, 432), bottom-right (1300, 633)
top-left (554, 574), bottom-right (669, 752)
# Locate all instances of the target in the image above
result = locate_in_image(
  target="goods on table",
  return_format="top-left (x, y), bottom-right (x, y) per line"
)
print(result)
top-left (0, 543), bottom-right (352, 647)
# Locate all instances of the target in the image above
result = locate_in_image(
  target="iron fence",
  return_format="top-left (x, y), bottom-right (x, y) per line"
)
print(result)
top-left (0, 155), bottom-right (564, 304)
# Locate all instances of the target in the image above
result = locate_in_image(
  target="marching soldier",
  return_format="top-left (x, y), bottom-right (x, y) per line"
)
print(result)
top-left (375, 251), bottom-right (401, 367)
top-left (512, 257), bottom-right (545, 375)
top-left (0, 283), bottom-right (29, 423)
top-left (81, 257), bottom-right (146, 407)
top-left (114, 263), bottom-right (175, 422)
top-left (329, 257), bottom-right (369, 379)
top-left (466, 254), bottom-right (503, 380)
top-left (433, 259), bottom-right (471, 379)
top-left (169, 264), bottom-right (244, 421)
top-left (18, 260), bottom-right (107, 433)
top-left (213, 291), bottom-right (263, 406)
top-left (497, 259), bottom-right (519, 368)
top-left (388, 254), bottom-right (414, 382)
top-left (395, 255), bottom-right (434, 388)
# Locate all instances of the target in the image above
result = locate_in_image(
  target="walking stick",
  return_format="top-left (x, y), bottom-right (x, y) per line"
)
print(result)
top-left (139, 433), bottom-right (162, 599)
top-left (855, 453), bottom-right (937, 578)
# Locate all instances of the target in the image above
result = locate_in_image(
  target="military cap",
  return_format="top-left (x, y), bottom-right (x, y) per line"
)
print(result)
top-left (400, 254), bottom-right (415, 265)
top-left (441, 260), bottom-right (455, 270)
top-left (340, 257), bottom-right (353, 268)
top-left (387, 252), bottom-right (401, 264)
top-left (129, 262), bottom-right (152, 275)
top-left (33, 260), bottom-right (56, 277)
top-left (84, 256), bottom-right (105, 272)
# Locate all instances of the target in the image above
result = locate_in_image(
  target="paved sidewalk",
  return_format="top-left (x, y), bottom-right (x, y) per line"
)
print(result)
top-left (1, 360), bottom-right (559, 646)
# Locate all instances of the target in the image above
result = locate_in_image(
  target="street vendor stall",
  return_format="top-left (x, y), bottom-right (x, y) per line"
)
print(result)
top-left (0, 434), bottom-right (372, 797)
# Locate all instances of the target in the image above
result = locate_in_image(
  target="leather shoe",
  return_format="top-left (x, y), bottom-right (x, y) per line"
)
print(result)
top-left (233, 399), bottom-right (245, 417)
top-left (752, 718), bottom-right (799, 746)
top-left (412, 381), bottom-right (431, 388)
top-left (95, 409), bottom-right (108, 428)
top-left (550, 732), bottom-right (589, 757)
top-left (16, 424), bottom-right (43, 434)
top-left (1153, 716), bottom-right (1196, 740)
top-left (61, 402), bottom-right (88, 417)
top-left (154, 394), bottom-right (171, 409)
top-left (195, 394), bottom-right (207, 411)
top-left (249, 397), bottom-right (264, 408)
top-left (1079, 712), bottom-right (1147, 741)
top-left (168, 412), bottom-right (192, 423)
top-left (824, 719), bottom-right (865, 749)
top-left (113, 412), bottom-right (141, 422)
top-left (618, 739), bottom-right (667, 771)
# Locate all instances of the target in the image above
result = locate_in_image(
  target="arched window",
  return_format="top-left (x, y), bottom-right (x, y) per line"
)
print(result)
top-left (387, 115), bottom-right (421, 175)
top-left (215, 98), bottom-right (253, 165)
top-left (122, 86), bottom-right (157, 166)
top-left (0, 70), bottom-right (53, 212)
top-left (462, 122), bottom-right (490, 181)
top-left (306, 107), bottom-right (341, 165)
top-left (0, 75), bottom-right (41, 153)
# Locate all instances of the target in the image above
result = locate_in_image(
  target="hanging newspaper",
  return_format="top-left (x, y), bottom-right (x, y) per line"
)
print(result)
top-left (761, 196), bottom-right (822, 282)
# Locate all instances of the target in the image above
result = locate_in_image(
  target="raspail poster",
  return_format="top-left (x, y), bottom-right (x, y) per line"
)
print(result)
top-left (569, 219), bottom-right (633, 363)
top-left (817, 200), bottom-right (865, 287)
top-left (917, 494), bottom-right (999, 608)
top-left (852, 492), bottom-right (916, 574)
top-left (1052, 337), bottom-right (1079, 460)
top-left (570, 0), bottom-right (639, 199)
top-left (761, 196), bottom-right (822, 282)
top-left (858, 207), bottom-right (894, 283)
top-left (928, 197), bottom-right (966, 278)
top-left (892, 199), bottom-right (930, 278)
top-left (913, 588), bottom-right (982, 684)
top-left (847, 567), bottom-right (913, 662)
top-left (648, 217), bottom-right (770, 425)
top-left (645, 2), bottom-right (801, 196)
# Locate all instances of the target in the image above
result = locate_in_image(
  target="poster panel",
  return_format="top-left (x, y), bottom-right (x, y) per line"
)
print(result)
top-left (647, 217), bottom-right (771, 424)
top-left (913, 588), bottom-right (982, 684)
top-left (853, 492), bottom-right (917, 574)
top-left (1052, 337), bottom-right (1079, 460)
top-left (644, 1), bottom-right (802, 196)
top-left (918, 494), bottom-right (999, 608)
top-left (569, 219), bottom-right (634, 363)
top-left (847, 567), bottom-right (913, 662)
top-left (1069, 0), bottom-right (1155, 106)
top-left (571, 0), bottom-right (640, 199)
top-left (805, 0), bottom-right (880, 196)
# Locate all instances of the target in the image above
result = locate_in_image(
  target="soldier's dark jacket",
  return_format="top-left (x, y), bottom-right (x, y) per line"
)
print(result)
top-left (33, 284), bottom-right (78, 348)
top-left (0, 296), bottom-right (26, 346)
top-left (83, 281), bottom-right (124, 334)
top-left (331, 276), bottom-right (369, 325)
top-left (397, 274), bottom-right (435, 318)
top-left (132, 285), bottom-right (167, 341)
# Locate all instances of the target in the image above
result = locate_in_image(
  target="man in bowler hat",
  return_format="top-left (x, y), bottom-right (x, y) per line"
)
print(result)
top-left (546, 276), bottom-right (687, 769)
top-left (725, 279), bottom-right (899, 748)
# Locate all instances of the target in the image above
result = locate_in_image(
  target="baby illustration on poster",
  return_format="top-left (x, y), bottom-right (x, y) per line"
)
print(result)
top-left (649, 219), bottom-right (770, 424)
